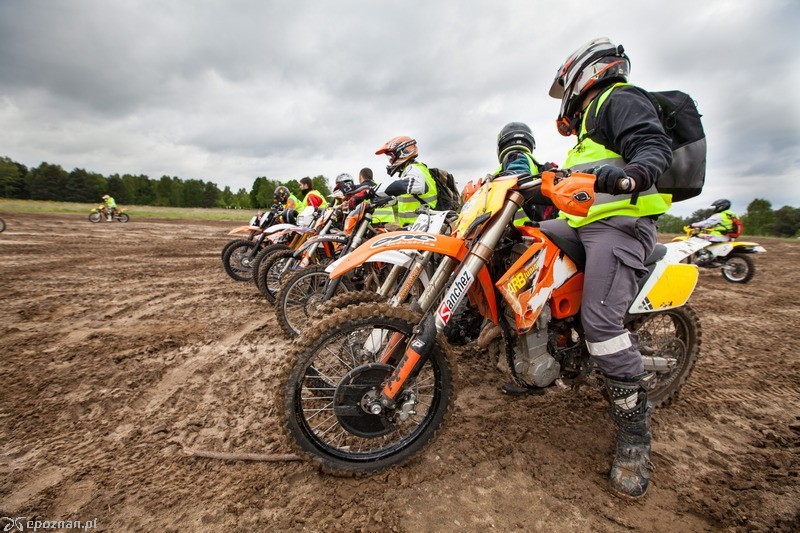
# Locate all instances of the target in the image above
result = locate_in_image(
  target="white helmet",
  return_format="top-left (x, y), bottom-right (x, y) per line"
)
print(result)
top-left (550, 37), bottom-right (630, 136)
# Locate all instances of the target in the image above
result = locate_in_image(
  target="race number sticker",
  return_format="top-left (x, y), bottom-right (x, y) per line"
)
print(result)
top-left (436, 269), bottom-right (474, 325)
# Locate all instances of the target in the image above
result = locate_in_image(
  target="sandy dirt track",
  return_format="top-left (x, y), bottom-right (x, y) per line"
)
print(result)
top-left (1, 212), bottom-right (798, 532)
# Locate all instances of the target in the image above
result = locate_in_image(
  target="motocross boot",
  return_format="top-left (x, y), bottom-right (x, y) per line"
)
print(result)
top-left (604, 375), bottom-right (654, 499)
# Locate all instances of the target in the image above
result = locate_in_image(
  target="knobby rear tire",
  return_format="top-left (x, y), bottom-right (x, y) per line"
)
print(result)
top-left (721, 253), bottom-right (755, 283)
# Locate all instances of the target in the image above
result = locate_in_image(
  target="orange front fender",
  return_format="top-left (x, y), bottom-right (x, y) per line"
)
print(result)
top-left (329, 231), bottom-right (499, 324)
top-left (228, 225), bottom-right (261, 236)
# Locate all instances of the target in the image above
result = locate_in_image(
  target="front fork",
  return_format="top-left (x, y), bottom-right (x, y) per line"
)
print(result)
top-left (377, 192), bottom-right (524, 408)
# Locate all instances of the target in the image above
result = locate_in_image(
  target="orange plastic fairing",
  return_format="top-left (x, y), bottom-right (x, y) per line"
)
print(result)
top-left (228, 225), bottom-right (261, 236)
top-left (542, 171), bottom-right (595, 218)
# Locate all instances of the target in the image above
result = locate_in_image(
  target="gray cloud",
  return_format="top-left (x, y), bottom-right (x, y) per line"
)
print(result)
top-left (1, 0), bottom-right (798, 215)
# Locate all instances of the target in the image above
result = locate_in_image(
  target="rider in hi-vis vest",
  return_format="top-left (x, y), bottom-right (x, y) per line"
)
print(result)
top-left (690, 199), bottom-right (737, 242)
top-left (374, 136), bottom-right (438, 227)
top-left (542, 38), bottom-right (673, 500)
top-left (491, 122), bottom-right (558, 225)
top-left (298, 177), bottom-right (329, 211)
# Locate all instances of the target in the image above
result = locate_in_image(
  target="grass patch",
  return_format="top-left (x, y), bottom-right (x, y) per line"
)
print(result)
top-left (0, 199), bottom-right (256, 221)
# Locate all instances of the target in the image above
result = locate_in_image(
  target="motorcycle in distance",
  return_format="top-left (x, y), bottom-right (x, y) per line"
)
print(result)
top-left (278, 170), bottom-right (704, 475)
top-left (673, 226), bottom-right (766, 283)
top-left (89, 205), bottom-right (129, 223)
top-left (273, 198), bottom-right (452, 338)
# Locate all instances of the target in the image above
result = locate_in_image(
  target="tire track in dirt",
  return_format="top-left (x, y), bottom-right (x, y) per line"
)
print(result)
top-left (131, 317), bottom-right (269, 416)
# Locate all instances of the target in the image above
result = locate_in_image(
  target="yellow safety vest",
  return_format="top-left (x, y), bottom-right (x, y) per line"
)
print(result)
top-left (396, 163), bottom-right (438, 226)
top-left (561, 83), bottom-right (671, 228)
top-left (299, 189), bottom-right (328, 211)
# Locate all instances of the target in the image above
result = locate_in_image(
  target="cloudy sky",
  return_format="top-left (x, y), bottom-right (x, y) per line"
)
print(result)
top-left (1, 0), bottom-right (798, 216)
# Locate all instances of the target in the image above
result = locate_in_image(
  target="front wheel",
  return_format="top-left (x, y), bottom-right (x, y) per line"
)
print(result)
top-left (280, 303), bottom-right (452, 476)
top-left (275, 266), bottom-right (354, 337)
top-left (721, 253), bottom-right (755, 283)
top-left (222, 240), bottom-right (258, 281)
top-left (628, 304), bottom-right (701, 408)
top-left (89, 213), bottom-right (102, 223)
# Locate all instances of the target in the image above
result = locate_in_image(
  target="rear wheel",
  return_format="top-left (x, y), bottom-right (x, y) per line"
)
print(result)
top-left (280, 303), bottom-right (452, 476)
top-left (275, 266), bottom-right (355, 337)
top-left (222, 240), bottom-right (258, 281)
top-left (0, 217), bottom-right (6, 232)
top-left (627, 304), bottom-right (701, 408)
top-left (721, 253), bottom-right (755, 283)
top-left (116, 213), bottom-right (130, 223)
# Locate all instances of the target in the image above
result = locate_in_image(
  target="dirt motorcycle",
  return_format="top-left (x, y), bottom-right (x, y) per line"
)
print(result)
top-left (274, 199), bottom-right (452, 338)
top-left (223, 206), bottom-right (322, 282)
top-left (254, 204), bottom-right (342, 301)
top-left (672, 226), bottom-right (766, 283)
top-left (89, 205), bottom-right (129, 223)
top-left (278, 170), bottom-right (703, 475)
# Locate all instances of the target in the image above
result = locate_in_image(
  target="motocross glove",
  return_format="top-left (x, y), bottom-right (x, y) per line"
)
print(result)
top-left (593, 165), bottom-right (635, 194)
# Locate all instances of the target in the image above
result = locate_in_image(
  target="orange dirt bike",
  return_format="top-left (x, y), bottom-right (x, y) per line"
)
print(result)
top-left (224, 206), bottom-right (325, 283)
top-left (274, 200), bottom-right (452, 338)
top-left (89, 205), bottom-right (129, 223)
top-left (254, 204), bottom-right (343, 301)
top-left (279, 170), bottom-right (703, 475)
top-left (221, 205), bottom-right (281, 263)
top-left (672, 226), bottom-right (766, 283)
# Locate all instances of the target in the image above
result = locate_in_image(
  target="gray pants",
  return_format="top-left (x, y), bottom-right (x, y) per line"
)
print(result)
top-left (540, 216), bottom-right (657, 379)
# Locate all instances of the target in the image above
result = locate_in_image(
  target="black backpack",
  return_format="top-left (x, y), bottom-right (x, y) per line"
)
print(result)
top-left (585, 86), bottom-right (706, 202)
top-left (419, 165), bottom-right (462, 212)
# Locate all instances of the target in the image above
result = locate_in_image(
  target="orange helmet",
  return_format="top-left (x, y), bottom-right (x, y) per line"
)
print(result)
top-left (376, 136), bottom-right (418, 176)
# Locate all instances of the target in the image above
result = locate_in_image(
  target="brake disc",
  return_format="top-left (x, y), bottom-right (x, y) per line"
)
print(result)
top-left (333, 363), bottom-right (395, 438)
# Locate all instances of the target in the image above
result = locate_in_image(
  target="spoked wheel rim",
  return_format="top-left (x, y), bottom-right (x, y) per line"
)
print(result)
top-left (722, 255), bottom-right (750, 282)
top-left (292, 321), bottom-right (443, 462)
top-left (231, 245), bottom-right (255, 275)
top-left (266, 256), bottom-right (296, 296)
top-left (631, 308), bottom-right (695, 405)
top-left (282, 271), bottom-right (346, 336)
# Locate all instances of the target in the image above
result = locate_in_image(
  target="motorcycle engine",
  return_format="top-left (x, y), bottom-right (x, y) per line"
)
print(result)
top-left (511, 306), bottom-right (560, 388)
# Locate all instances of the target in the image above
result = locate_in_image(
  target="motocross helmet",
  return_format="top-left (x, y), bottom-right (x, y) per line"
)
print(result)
top-left (711, 199), bottom-right (731, 213)
top-left (273, 185), bottom-right (290, 203)
top-left (497, 122), bottom-right (535, 162)
top-left (376, 136), bottom-right (418, 176)
top-left (549, 37), bottom-right (630, 136)
top-left (102, 194), bottom-right (110, 199)
top-left (334, 173), bottom-right (356, 196)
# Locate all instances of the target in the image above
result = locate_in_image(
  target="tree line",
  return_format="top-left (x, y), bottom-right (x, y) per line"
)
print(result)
top-left (0, 156), bottom-right (331, 210)
top-left (657, 199), bottom-right (800, 237)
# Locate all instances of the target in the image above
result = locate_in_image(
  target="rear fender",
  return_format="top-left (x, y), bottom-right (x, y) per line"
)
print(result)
top-left (730, 242), bottom-right (766, 253)
top-left (629, 261), bottom-right (698, 314)
top-left (661, 238), bottom-right (709, 264)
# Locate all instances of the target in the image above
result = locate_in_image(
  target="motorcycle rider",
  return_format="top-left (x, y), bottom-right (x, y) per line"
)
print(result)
top-left (298, 177), bottom-right (328, 211)
top-left (374, 136), bottom-right (438, 227)
top-left (542, 38), bottom-right (673, 499)
top-left (342, 167), bottom-right (399, 226)
top-left (101, 194), bottom-right (117, 221)
top-left (494, 122), bottom-right (558, 224)
top-left (274, 185), bottom-right (300, 224)
top-left (690, 199), bottom-right (738, 242)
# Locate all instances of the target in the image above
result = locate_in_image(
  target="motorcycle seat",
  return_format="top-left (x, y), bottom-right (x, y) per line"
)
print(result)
top-left (540, 227), bottom-right (586, 270)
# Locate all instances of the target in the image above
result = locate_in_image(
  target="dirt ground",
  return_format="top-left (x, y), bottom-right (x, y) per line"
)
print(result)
top-left (1, 212), bottom-right (797, 532)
